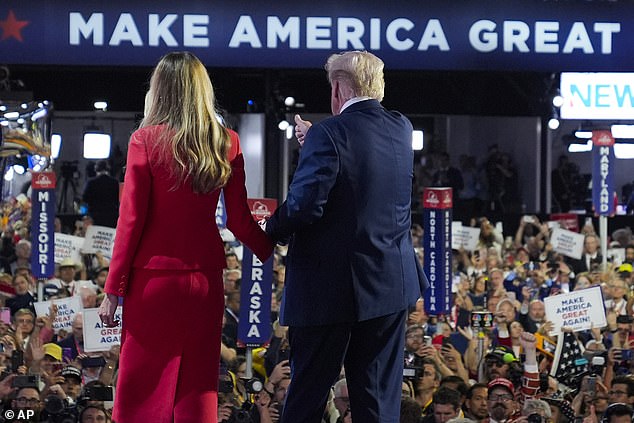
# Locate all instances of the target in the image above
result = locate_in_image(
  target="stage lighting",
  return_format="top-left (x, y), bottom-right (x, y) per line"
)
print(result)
top-left (284, 96), bottom-right (296, 107)
top-left (611, 124), bottom-right (634, 139)
top-left (51, 134), bottom-right (62, 159)
top-left (614, 143), bottom-right (634, 159)
top-left (552, 95), bottom-right (564, 108)
top-left (574, 130), bottom-right (592, 138)
top-left (278, 120), bottom-right (290, 131)
top-left (548, 118), bottom-right (560, 130)
top-left (94, 101), bottom-right (108, 111)
top-left (412, 130), bottom-right (424, 150)
top-left (567, 140), bottom-right (592, 153)
top-left (83, 132), bottom-right (111, 159)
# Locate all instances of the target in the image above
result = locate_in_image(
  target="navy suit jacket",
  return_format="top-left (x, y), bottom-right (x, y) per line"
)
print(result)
top-left (266, 99), bottom-right (429, 326)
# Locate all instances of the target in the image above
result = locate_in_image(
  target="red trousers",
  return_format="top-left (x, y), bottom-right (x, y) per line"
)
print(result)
top-left (112, 268), bottom-right (224, 423)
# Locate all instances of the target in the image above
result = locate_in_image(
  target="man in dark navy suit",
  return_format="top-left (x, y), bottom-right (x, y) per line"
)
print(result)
top-left (266, 51), bottom-right (428, 423)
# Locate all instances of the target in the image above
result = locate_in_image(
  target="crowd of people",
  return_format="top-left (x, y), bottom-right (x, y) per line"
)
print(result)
top-left (0, 163), bottom-right (631, 422)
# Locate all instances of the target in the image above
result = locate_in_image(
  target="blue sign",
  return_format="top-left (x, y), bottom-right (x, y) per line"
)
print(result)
top-left (591, 130), bottom-right (615, 216)
top-left (422, 188), bottom-right (452, 315)
top-left (1, 1), bottom-right (634, 71)
top-left (30, 172), bottom-right (56, 278)
top-left (215, 191), bottom-right (226, 229)
top-left (238, 247), bottom-right (273, 347)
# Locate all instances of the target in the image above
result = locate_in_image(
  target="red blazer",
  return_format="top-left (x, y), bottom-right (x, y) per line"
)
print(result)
top-left (104, 125), bottom-right (272, 297)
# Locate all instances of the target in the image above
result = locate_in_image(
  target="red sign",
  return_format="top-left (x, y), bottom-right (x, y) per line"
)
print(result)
top-left (592, 130), bottom-right (615, 147)
top-left (549, 213), bottom-right (580, 232)
top-left (31, 172), bottom-right (56, 189)
top-left (422, 187), bottom-right (453, 209)
top-left (246, 198), bottom-right (278, 221)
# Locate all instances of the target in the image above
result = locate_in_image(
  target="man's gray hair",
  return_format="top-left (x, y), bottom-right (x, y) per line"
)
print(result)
top-left (523, 399), bottom-right (552, 418)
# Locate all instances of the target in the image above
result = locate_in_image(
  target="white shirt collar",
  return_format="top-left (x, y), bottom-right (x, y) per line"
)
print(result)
top-left (339, 96), bottom-right (373, 113)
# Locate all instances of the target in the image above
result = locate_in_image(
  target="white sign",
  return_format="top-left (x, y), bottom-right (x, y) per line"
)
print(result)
top-left (34, 296), bottom-right (82, 334)
top-left (54, 234), bottom-right (84, 264)
top-left (606, 248), bottom-right (625, 266)
top-left (544, 286), bottom-right (606, 335)
top-left (451, 225), bottom-right (480, 251)
top-left (560, 73), bottom-right (634, 120)
top-left (83, 307), bottom-right (123, 353)
top-left (551, 227), bottom-right (585, 260)
top-left (82, 225), bottom-right (116, 259)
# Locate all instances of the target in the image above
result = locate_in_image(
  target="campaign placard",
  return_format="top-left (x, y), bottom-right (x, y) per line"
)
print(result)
top-left (544, 286), bottom-right (606, 335)
top-left (237, 248), bottom-right (273, 347)
top-left (34, 296), bottom-right (82, 334)
top-left (83, 307), bottom-right (123, 353)
top-left (54, 234), bottom-right (84, 264)
top-left (592, 130), bottom-right (615, 216)
top-left (551, 227), bottom-right (585, 260)
top-left (422, 187), bottom-right (452, 315)
top-left (451, 225), bottom-right (480, 251)
top-left (82, 225), bottom-right (116, 259)
top-left (30, 172), bottom-right (57, 278)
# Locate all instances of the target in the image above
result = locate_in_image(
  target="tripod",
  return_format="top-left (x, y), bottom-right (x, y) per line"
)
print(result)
top-left (57, 174), bottom-right (77, 214)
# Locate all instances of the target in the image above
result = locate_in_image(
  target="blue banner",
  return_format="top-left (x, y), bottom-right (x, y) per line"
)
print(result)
top-left (422, 188), bottom-right (452, 315)
top-left (1, 1), bottom-right (634, 71)
top-left (238, 247), bottom-right (273, 347)
top-left (592, 130), bottom-right (615, 216)
top-left (30, 172), bottom-right (56, 278)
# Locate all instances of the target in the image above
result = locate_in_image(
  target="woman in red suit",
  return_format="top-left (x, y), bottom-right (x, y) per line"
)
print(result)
top-left (98, 52), bottom-right (273, 423)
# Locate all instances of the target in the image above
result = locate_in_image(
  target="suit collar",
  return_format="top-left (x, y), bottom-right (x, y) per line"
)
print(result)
top-left (340, 98), bottom-right (382, 113)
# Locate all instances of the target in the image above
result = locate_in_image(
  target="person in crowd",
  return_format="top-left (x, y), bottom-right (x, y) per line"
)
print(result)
top-left (606, 403), bottom-right (634, 423)
top-left (97, 51), bottom-right (272, 422)
top-left (82, 159), bottom-right (120, 229)
top-left (464, 383), bottom-right (489, 422)
top-left (56, 313), bottom-right (84, 360)
top-left (415, 358), bottom-right (442, 413)
top-left (79, 404), bottom-right (111, 423)
top-left (401, 395), bottom-right (424, 423)
top-left (432, 152), bottom-right (464, 199)
top-left (48, 258), bottom-right (82, 296)
top-left (569, 234), bottom-right (602, 275)
top-left (487, 378), bottom-right (518, 423)
top-left (422, 386), bottom-right (462, 423)
top-left (12, 385), bottom-right (42, 421)
top-left (9, 239), bottom-right (30, 275)
top-left (265, 50), bottom-right (428, 423)
top-left (608, 376), bottom-right (634, 406)
top-left (519, 299), bottom-right (546, 334)
top-left (333, 378), bottom-right (351, 423)
top-left (225, 252), bottom-right (241, 270)
top-left (5, 274), bottom-right (34, 316)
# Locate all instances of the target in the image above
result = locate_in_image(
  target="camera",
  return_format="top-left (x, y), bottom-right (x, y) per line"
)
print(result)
top-left (11, 375), bottom-right (39, 389)
top-left (82, 385), bottom-right (114, 402)
top-left (403, 352), bottom-right (423, 382)
top-left (528, 413), bottom-right (543, 423)
top-left (42, 395), bottom-right (78, 423)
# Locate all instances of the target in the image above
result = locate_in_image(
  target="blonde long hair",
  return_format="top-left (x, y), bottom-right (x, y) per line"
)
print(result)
top-left (142, 51), bottom-right (231, 193)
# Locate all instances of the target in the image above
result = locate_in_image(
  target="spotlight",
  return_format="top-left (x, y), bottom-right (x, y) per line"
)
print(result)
top-left (12, 164), bottom-right (25, 175)
top-left (574, 130), bottom-right (592, 138)
top-left (286, 126), bottom-right (293, 140)
top-left (548, 118), bottom-right (560, 130)
top-left (284, 96), bottom-right (296, 107)
top-left (568, 140), bottom-right (592, 153)
top-left (51, 134), bottom-right (62, 159)
top-left (614, 143), bottom-right (634, 159)
top-left (552, 95), bottom-right (564, 108)
top-left (94, 101), bottom-right (108, 111)
top-left (4, 167), bottom-right (14, 182)
top-left (83, 132), bottom-right (111, 159)
top-left (611, 124), bottom-right (634, 139)
top-left (278, 120), bottom-right (290, 131)
top-left (0, 105), bottom-right (6, 112)
top-left (20, 103), bottom-right (28, 109)
top-left (3, 111), bottom-right (19, 119)
top-left (412, 130), bottom-right (424, 150)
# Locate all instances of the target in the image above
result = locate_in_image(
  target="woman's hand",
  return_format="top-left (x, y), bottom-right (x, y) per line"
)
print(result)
top-left (98, 293), bottom-right (120, 327)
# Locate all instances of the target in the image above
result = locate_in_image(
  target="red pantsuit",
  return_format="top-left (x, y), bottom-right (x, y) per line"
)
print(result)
top-left (104, 125), bottom-right (272, 423)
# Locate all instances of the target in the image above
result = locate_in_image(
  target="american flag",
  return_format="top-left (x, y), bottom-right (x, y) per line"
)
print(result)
top-left (550, 331), bottom-right (588, 389)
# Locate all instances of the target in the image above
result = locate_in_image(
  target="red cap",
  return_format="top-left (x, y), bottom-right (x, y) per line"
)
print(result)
top-left (487, 378), bottom-right (514, 394)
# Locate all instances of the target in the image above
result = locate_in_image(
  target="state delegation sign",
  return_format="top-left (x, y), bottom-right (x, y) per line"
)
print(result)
top-left (544, 286), bottom-right (606, 336)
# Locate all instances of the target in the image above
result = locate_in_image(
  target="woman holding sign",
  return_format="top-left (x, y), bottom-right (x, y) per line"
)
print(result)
top-left (98, 52), bottom-right (273, 423)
